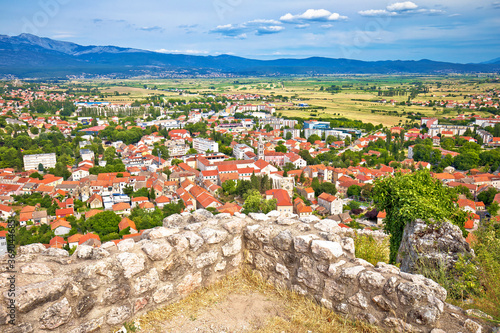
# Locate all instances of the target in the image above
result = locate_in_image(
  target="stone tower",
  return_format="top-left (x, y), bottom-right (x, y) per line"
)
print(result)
top-left (258, 134), bottom-right (264, 160)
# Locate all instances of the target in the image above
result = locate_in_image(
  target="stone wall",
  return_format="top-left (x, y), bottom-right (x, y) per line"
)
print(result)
top-left (0, 210), bottom-right (486, 333)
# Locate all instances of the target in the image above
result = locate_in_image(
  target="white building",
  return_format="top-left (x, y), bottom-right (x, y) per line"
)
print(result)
top-left (80, 149), bottom-right (95, 162)
top-left (233, 144), bottom-right (254, 160)
top-left (193, 138), bottom-right (219, 153)
top-left (23, 153), bottom-right (56, 171)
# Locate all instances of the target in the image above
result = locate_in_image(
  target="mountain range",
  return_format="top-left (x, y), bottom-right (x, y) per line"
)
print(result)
top-left (0, 34), bottom-right (499, 78)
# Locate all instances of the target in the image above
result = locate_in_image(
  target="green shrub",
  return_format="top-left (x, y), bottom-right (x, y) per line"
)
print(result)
top-left (353, 233), bottom-right (390, 266)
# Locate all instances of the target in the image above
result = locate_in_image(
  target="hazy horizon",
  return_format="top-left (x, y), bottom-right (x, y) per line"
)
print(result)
top-left (1, 1), bottom-right (499, 63)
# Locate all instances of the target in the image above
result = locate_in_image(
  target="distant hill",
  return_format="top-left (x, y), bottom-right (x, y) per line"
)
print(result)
top-left (0, 34), bottom-right (499, 78)
top-left (482, 57), bottom-right (500, 64)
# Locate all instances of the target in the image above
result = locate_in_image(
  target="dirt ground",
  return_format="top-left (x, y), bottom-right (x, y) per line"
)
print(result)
top-left (139, 292), bottom-right (285, 333)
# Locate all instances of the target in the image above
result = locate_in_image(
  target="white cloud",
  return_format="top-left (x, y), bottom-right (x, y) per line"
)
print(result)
top-left (295, 24), bottom-right (310, 29)
top-left (256, 26), bottom-right (285, 35)
top-left (358, 9), bottom-right (397, 17)
top-left (321, 24), bottom-right (334, 29)
top-left (386, 1), bottom-right (418, 12)
top-left (246, 19), bottom-right (281, 25)
top-left (359, 2), bottom-right (446, 17)
top-left (209, 24), bottom-right (246, 37)
top-left (209, 19), bottom-right (285, 38)
top-left (493, 2), bottom-right (500, 9)
top-left (280, 9), bottom-right (347, 23)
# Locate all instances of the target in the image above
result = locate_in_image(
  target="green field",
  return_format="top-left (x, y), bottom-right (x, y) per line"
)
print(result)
top-left (62, 75), bottom-right (497, 127)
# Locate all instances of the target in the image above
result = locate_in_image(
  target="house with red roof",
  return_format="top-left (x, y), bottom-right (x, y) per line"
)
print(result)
top-left (119, 217), bottom-right (138, 234)
top-left (265, 189), bottom-right (293, 214)
top-left (216, 202), bottom-right (242, 215)
top-left (88, 193), bottom-right (103, 209)
top-left (317, 192), bottom-right (342, 215)
top-left (0, 204), bottom-right (13, 220)
top-left (112, 202), bottom-right (131, 215)
top-left (68, 233), bottom-right (83, 248)
top-left (78, 233), bottom-right (101, 247)
top-left (294, 198), bottom-right (312, 217)
top-left (49, 236), bottom-right (67, 249)
top-left (51, 218), bottom-right (72, 236)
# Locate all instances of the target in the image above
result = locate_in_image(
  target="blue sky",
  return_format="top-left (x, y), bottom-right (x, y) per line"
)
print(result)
top-left (1, 0), bottom-right (499, 63)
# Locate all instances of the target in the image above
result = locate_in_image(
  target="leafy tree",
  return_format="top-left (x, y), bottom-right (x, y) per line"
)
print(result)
top-left (149, 187), bottom-right (156, 200)
top-left (29, 172), bottom-right (44, 180)
top-left (307, 134), bottom-right (321, 144)
top-left (477, 187), bottom-right (498, 206)
top-left (85, 211), bottom-right (121, 236)
top-left (487, 201), bottom-right (500, 217)
top-left (30, 127), bottom-right (39, 135)
top-left (162, 200), bottom-right (185, 217)
top-left (373, 170), bottom-right (467, 263)
top-left (222, 180), bottom-right (237, 195)
top-left (285, 132), bottom-right (292, 140)
top-left (274, 144), bottom-right (287, 153)
top-left (453, 151), bottom-right (479, 171)
top-left (347, 185), bottom-right (362, 198)
top-left (187, 148), bottom-right (197, 154)
top-left (171, 158), bottom-right (183, 166)
top-left (242, 189), bottom-right (277, 214)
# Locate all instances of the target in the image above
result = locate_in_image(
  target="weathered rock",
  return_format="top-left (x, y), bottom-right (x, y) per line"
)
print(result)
top-left (39, 297), bottom-right (72, 329)
top-left (177, 272), bottom-right (202, 296)
top-left (75, 295), bottom-right (95, 317)
top-left (314, 219), bottom-right (339, 233)
top-left (372, 295), bottom-right (395, 312)
top-left (293, 234), bottom-right (319, 253)
top-left (248, 213), bottom-right (270, 221)
top-left (67, 316), bottom-right (104, 333)
top-left (222, 236), bottom-right (242, 257)
top-left (75, 245), bottom-right (110, 260)
top-left (311, 240), bottom-right (344, 260)
top-left (103, 284), bottom-right (130, 304)
top-left (465, 308), bottom-right (493, 320)
top-left (214, 213), bottom-right (232, 220)
top-left (167, 234), bottom-right (189, 253)
top-left (272, 230), bottom-right (293, 251)
top-left (408, 305), bottom-right (440, 325)
top-left (17, 243), bottom-right (46, 255)
top-left (153, 283), bottom-right (174, 303)
top-left (106, 305), bottom-right (132, 325)
top-left (464, 319), bottom-right (482, 333)
top-left (184, 222), bottom-right (203, 231)
top-left (299, 215), bottom-right (320, 223)
top-left (117, 252), bottom-right (145, 278)
top-left (20, 263), bottom-right (52, 275)
top-left (183, 231), bottom-right (204, 251)
top-left (163, 213), bottom-right (185, 227)
top-left (42, 248), bottom-right (69, 257)
top-left (133, 268), bottom-right (160, 295)
top-left (148, 227), bottom-right (180, 240)
top-left (199, 228), bottom-right (228, 244)
top-left (10, 277), bottom-right (68, 313)
top-left (340, 237), bottom-right (355, 256)
top-left (276, 263), bottom-right (290, 279)
top-left (359, 270), bottom-right (386, 291)
top-left (323, 279), bottom-right (346, 302)
top-left (3, 323), bottom-right (34, 333)
top-left (117, 238), bottom-right (135, 251)
top-left (341, 265), bottom-right (365, 281)
top-left (141, 240), bottom-right (173, 261)
top-left (134, 297), bottom-right (148, 313)
top-left (215, 261), bottom-right (227, 271)
top-left (348, 291), bottom-right (369, 309)
top-left (222, 219), bottom-right (245, 234)
top-left (398, 219), bottom-right (474, 274)
top-left (195, 251), bottom-right (219, 268)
